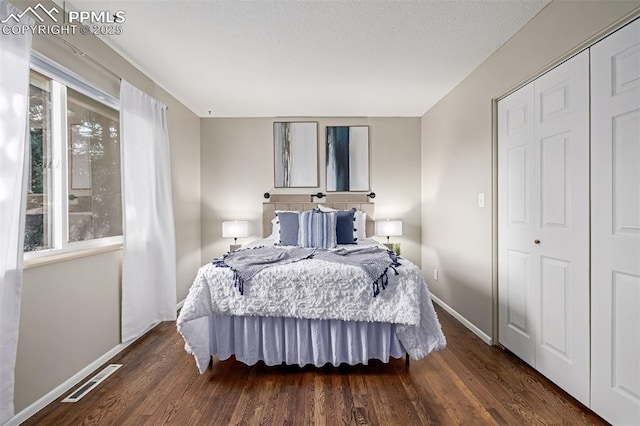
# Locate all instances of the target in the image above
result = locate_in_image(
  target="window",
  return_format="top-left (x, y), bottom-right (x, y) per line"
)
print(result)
top-left (25, 58), bottom-right (122, 257)
top-left (25, 71), bottom-right (53, 252)
top-left (66, 88), bottom-right (122, 242)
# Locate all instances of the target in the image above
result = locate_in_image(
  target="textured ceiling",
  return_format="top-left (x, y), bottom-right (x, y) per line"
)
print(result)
top-left (64, 0), bottom-right (549, 117)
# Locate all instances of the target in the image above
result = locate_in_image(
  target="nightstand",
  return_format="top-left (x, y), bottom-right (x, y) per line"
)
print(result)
top-left (229, 244), bottom-right (241, 252)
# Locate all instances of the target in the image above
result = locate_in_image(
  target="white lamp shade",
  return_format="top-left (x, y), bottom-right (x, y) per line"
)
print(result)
top-left (222, 220), bottom-right (248, 239)
top-left (376, 220), bottom-right (402, 237)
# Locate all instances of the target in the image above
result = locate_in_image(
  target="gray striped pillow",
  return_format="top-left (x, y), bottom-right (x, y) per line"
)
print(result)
top-left (298, 210), bottom-right (337, 249)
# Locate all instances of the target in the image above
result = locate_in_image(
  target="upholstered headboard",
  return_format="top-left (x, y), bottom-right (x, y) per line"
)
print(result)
top-left (262, 194), bottom-right (375, 238)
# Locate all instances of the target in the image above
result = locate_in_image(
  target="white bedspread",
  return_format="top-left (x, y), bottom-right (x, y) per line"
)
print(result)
top-left (178, 244), bottom-right (446, 373)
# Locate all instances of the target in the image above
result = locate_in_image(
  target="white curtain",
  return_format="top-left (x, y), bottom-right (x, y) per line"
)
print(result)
top-left (120, 80), bottom-right (176, 343)
top-left (0, 1), bottom-right (32, 422)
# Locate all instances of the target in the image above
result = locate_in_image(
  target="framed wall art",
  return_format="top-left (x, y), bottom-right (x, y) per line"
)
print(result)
top-left (326, 125), bottom-right (369, 191)
top-left (273, 121), bottom-right (318, 188)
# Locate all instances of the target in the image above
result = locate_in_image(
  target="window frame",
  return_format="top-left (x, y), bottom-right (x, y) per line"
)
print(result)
top-left (24, 53), bottom-right (123, 261)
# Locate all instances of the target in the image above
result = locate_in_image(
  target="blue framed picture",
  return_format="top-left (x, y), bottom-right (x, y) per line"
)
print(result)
top-left (326, 126), bottom-right (369, 191)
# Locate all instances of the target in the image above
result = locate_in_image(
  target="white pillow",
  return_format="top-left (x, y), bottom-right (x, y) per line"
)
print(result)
top-left (269, 217), bottom-right (280, 239)
top-left (354, 211), bottom-right (367, 240)
top-left (316, 204), bottom-right (337, 212)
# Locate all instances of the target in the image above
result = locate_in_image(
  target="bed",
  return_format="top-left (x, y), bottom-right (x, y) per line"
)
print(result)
top-left (177, 195), bottom-right (446, 373)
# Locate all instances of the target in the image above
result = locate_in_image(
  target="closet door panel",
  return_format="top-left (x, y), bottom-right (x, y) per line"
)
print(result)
top-left (498, 82), bottom-right (537, 367)
top-left (533, 50), bottom-right (590, 406)
top-left (591, 18), bottom-right (640, 426)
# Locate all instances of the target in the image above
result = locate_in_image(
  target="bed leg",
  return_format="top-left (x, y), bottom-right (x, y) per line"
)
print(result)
top-left (405, 353), bottom-right (410, 367)
top-left (209, 357), bottom-right (214, 369)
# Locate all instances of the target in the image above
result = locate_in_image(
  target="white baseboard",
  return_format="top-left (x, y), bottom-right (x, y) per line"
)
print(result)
top-left (6, 341), bottom-right (133, 426)
top-left (7, 300), bottom-right (185, 425)
top-left (430, 294), bottom-right (493, 345)
top-left (177, 298), bottom-right (185, 310)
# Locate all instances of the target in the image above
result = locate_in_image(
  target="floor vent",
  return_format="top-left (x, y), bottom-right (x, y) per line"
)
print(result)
top-left (62, 364), bottom-right (122, 403)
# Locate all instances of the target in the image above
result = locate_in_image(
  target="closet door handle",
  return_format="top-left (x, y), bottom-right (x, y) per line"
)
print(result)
top-left (534, 239), bottom-right (541, 244)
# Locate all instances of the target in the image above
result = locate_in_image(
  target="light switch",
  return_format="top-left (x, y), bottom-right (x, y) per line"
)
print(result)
top-left (478, 192), bottom-right (485, 208)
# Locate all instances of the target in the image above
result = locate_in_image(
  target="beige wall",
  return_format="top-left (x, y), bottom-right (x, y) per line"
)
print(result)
top-left (421, 1), bottom-right (640, 337)
top-left (16, 251), bottom-right (121, 411)
top-left (201, 117), bottom-right (422, 266)
top-left (12, 0), bottom-right (202, 413)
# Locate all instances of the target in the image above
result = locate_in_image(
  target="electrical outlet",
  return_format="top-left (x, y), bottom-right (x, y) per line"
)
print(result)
top-left (433, 268), bottom-right (438, 281)
top-left (478, 192), bottom-right (485, 208)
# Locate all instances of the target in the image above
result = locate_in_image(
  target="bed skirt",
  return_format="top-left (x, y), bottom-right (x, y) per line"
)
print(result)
top-left (208, 314), bottom-right (405, 367)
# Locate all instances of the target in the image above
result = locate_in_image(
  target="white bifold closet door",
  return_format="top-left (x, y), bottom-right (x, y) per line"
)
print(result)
top-left (590, 18), bottom-right (640, 426)
top-left (498, 50), bottom-right (590, 406)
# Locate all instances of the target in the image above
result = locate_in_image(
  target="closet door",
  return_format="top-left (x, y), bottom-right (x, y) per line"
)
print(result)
top-left (533, 50), bottom-right (590, 406)
top-left (498, 50), bottom-right (590, 406)
top-left (498, 82), bottom-right (537, 367)
top-left (591, 18), bottom-right (640, 425)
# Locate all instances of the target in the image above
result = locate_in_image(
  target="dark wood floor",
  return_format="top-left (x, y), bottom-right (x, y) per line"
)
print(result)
top-left (25, 306), bottom-right (605, 425)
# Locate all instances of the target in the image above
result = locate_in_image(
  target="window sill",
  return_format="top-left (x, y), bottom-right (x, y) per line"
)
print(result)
top-left (23, 244), bottom-right (123, 270)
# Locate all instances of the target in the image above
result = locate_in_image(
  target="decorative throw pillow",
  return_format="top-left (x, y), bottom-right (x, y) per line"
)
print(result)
top-left (354, 211), bottom-right (367, 240)
top-left (335, 208), bottom-right (357, 244)
top-left (276, 211), bottom-right (300, 246)
top-left (318, 204), bottom-right (366, 242)
top-left (298, 210), bottom-right (337, 249)
top-left (269, 217), bottom-right (280, 239)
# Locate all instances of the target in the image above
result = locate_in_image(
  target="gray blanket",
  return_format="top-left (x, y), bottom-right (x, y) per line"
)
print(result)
top-left (214, 245), bottom-right (401, 296)
top-left (214, 246), bottom-right (315, 294)
top-left (314, 246), bottom-right (401, 296)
